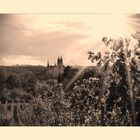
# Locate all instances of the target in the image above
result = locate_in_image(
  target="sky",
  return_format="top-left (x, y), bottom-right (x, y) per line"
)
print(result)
top-left (0, 14), bottom-right (140, 66)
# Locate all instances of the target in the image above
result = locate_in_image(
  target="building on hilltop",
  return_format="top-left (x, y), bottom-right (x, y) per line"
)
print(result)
top-left (46, 56), bottom-right (64, 78)
top-left (57, 56), bottom-right (63, 66)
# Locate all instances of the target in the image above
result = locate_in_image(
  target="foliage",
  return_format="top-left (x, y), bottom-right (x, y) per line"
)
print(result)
top-left (88, 36), bottom-right (140, 125)
top-left (20, 71), bottom-right (37, 94)
top-left (1, 34), bottom-right (140, 126)
top-left (0, 68), bottom-right (7, 92)
top-left (6, 73), bottom-right (22, 89)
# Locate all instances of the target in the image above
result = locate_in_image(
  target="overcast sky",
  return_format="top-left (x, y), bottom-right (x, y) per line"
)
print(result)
top-left (0, 14), bottom-right (139, 66)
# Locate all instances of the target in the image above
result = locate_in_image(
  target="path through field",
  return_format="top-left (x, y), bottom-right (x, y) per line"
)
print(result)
top-left (0, 100), bottom-right (28, 126)
top-left (9, 106), bottom-right (24, 126)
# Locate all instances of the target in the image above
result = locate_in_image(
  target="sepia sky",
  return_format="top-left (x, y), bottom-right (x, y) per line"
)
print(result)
top-left (0, 14), bottom-right (140, 66)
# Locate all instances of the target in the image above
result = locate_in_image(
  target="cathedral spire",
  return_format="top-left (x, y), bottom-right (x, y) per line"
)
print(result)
top-left (60, 56), bottom-right (63, 65)
top-left (57, 56), bottom-right (63, 66)
top-left (47, 60), bottom-right (49, 67)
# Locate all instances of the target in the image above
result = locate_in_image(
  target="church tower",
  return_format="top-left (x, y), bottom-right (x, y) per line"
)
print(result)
top-left (60, 56), bottom-right (63, 66)
top-left (57, 56), bottom-right (63, 66)
top-left (57, 56), bottom-right (64, 75)
top-left (45, 57), bottom-right (64, 78)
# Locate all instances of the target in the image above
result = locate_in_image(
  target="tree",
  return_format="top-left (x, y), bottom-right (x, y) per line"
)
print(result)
top-left (0, 68), bottom-right (6, 92)
top-left (6, 73), bottom-right (22, 89)
top-left (64, 66), bottom-right (71, 77)
top-left (88, 36), bottom-right (140, 125)
top-left (20, 71), bottom-right (37, 94)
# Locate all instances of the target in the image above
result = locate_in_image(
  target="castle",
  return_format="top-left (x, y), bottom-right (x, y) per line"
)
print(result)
top-left (45, 56), bottom-right (64, 78)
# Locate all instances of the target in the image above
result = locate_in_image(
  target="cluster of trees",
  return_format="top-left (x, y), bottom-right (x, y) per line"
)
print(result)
top-left (88, 35), bottom-right (140, 125)
top-left (0, 68), bottom-right (37, 101)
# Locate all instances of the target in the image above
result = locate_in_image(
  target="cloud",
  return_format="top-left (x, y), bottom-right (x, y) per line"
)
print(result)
top-left (1, 55), bottom-right (44, 66)
top-left (2, 14), bottom-right (135, 66)
top-left (0, 14), bottom-right (90, 65)
top-left (55, 21), bottom-right (89, 30)
top-left (127, 14), bottom-right (140, 32)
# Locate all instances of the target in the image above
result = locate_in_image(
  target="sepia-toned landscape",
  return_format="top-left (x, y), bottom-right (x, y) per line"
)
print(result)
top-left (1, 14), bottom-right (140, 126)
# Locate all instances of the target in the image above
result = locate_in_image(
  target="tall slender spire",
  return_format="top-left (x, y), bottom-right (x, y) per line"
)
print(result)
top-left (47, 60), bottom-right (49, 67)
top-left (57, 56), bottom-right (60, 66)
top-left (60, 56), bottom-right (63, 65)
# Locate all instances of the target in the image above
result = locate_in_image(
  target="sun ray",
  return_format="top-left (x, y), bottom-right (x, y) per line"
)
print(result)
top-left (65, 66), bottom-right (87, 90)
top-left (64, 44), bottom-right (104, 90)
